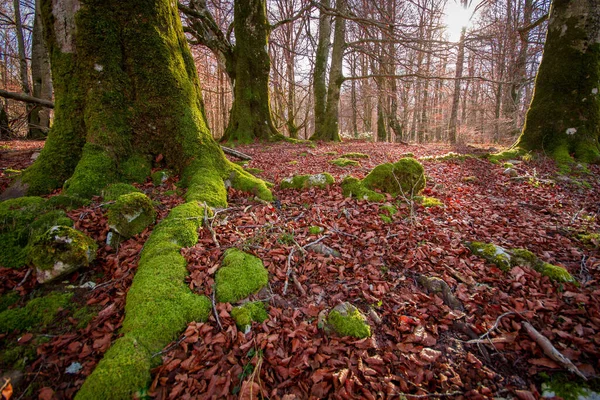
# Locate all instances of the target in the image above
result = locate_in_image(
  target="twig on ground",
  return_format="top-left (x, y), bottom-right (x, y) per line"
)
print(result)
top-left (282, 247), bottom-right (296, 296)
top-left (203, 202), bottom-right (220, 247)
top-left (14, 268), bottom-right (31, 289)
top-left (522, 321), bottom-right (587, 380)
top-left (211, 290), bottom-right (223, 331)
top-left (151, 335), bottom-right (188, 358)
top-left (17, 364), bottom-right (43, 400)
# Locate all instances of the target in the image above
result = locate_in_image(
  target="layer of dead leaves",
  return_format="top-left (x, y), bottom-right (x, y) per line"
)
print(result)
top-left (1, 140), bottom-right (599, 399)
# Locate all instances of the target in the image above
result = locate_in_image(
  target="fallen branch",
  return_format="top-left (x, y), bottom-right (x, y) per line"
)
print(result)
top-left (282, 247), bottom-right (296, 296)
top-left (203, 202), bottom-right (220, 247)
top-left (211, 290), bottom-right (223, 331)
top-left (14, 268), bottom-right (32, 289)
top-left (522, 321), bottom-right (587, 380)
top-left (0, 89), bottom-right (54, 108)
top-left (221, 145), bottom-right (252, 160)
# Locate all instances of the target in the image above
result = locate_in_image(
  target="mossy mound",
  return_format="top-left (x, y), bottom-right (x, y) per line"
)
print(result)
top-left (486, 149), bottom-right (526, 164)
top-left (419, 196), bottom-right (444, 208)
top-left (29, 226), bottom-right (97, 283)
top-left (46, 194), bottom-right (90, 210)
top-left (330, 157), bottom-right (360, 167)
top-left (151, 170), bottom-right (170, 186)
top-left (280, 173), bottom-right (335, 190)
top-left (578, 233), bottom-right (599, 248)
top-left (215, 248), bottom-right (269, 303)
top-left (362, 158), bottom-right (425, 196)
top-left (468, 242), bottom-right (575, 283)
top-left (121, 154), bottom-right (152, 184)
top-left (308, 226), bottom-right (324, 235)
top-left (327, 302), bottom-right (371, 339)
top-left (0, 197), bottom-right (74, 268)
top-left (341, 176), bottom-right (385, 202)
top-left (340, 152), bottom-right (369, 159)
top-left (107, 192), bottom-right (156, 239)
top-left (0, 292), bottom-right (73, 333)
top-left (231, 301), bottom-right (269, 333)
top-left (102, 183), bottom-right (142, 202)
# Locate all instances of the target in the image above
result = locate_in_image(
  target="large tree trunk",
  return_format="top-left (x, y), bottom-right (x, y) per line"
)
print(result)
top-left (311, 0), bottom-right (345, 142)
top-left (312, 0), bottom-right (331, 138)
top-left (13, 0), bottom-right (34, 137)
top-left (515, 0), bottom-right (600, 163)
top-left (220, 0), bottom-right (280, 143)
top-left (29, 0), bottom-right (53, 139)
top-left (448, 27), bottom-right (466, 144)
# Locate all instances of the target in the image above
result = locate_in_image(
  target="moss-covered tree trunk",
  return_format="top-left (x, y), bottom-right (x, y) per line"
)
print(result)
top-left (311, 0), bottom-right (345, 142)
top-left (514, 0), bottom-right (600, 163)
top-left (220, 0), bottom-right (280, 143)
top-left (312, 0), bottom-right (331, 137)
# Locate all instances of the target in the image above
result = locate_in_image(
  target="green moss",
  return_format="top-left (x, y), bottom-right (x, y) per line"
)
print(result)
top-left (330, 157), bottom-right (359, 167)
top-left (379, 204), bottom-right (398, 216)
top-left (362, 158), bottom-right (425, 196)
top-left (29, 226), bottom-right (97, 274)
top-left (341, 176), bottom-right (385, 202)
top-left (228, 164), bottom-right (273, 201)
top-left (63, 144), bottom-right (118, 199)
top-left (0, 292), bottom-right (73, 333)
top-left (73, 306), bottom-right (98, 329)
top-left (0, 292), bottom-right (20, 313)
top-left (578, 233), bottom-right (599, 248)
top-left (107, 192), bottom-right (156, 238)
top-left (487, 149), bottom-right (525, 164)
top-left (340, 152), bottom-right (369, 159)
top-left (230, 301), bottom-right (268, 332)
top-left (46, 195), bottom-right (90, 209)
top-left (245, 167), bottom-right (263, 176)
top-left (215, 248), bottom-right (269, 303)
top-left (422, 152), bottom-right (474, 162)
top-left (502, 162), bottom-right (514, 168)
top-left (102, 183), bottom-right (142, 202)
top-left (1, 341), bottom-right (37, 371)
top-left (509, 248), bottom-right (538, 267)
top-left (289, 160), bottom-right (298, 165)
top-left (309, 226), bottom-right (324, 235)
top-left (379, 214), bottom-right (392, 223)
top-left (280, 173), bottom-right (335, 190)
top-left (121, 154), bottom-right (151, 183)
top-left (327, 303), bottom-right (371, 339)
top-left (419, 196), bottom-right (443, 208)
top-left (234, 160), bottom-right (249, 166)
top-left (325, 151), bottom-right (337, 156)
top-left (541, 373), bottom-right (600, 400)
top-left (151, 170), bottom-right (170, 186)
top-left (467, 242), bottom-right (512, 271)
top-left (535, 262), bottom-right (575, 283)
top-left (183, 162), bottom-right (228, 208)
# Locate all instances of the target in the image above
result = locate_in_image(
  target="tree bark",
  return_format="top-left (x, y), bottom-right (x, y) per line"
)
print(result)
top-left (448, 27), bottom-right (466, 144)
top-left (29, 0), bottom-right (54, 139)
top-left (312, 0), bottom-right (331, 137)
top-left (13, 0), bottom-right (34, 136)
top-left (515, 0), bottom-right (600, 163)
top-left (0, 103), bottom-right (10, 139)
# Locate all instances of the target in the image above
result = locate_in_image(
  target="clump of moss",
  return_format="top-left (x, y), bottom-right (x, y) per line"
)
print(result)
top-left (422, 152), bottom-right (474, 162)
top-left (215, 248), bottom-right (269, 303)
top-left (535, 262), bottom-right (575, 283)
top-left (73, 305), bottom-right (98, 329)
top-left (541, 373), bottom-right (600, 400)
top-left (227, 165), bottom-right (273, 202)
top-left (151, 170), bottom-right (170, 186)
top-left (379, 214), bottom-right (392, 223)
top-left (231, 301), bottom-right (269, 332)
top-left (289, 160), bottom-right (298, 165)
top-left (419, 196), bottom-right (443, 208)
top-left (327, 302), bottom-right (371, 339)
top-left (280, 173), bottom-right (334, 190)
top-left (107, 192), bottom-right (156, 239)
top-left (121, 154), bottom-right (151, 183)
top-left (0, 292), bottom-right (73, 333)
top-left (0, 292), bottom-right (20, 313)
top-left (330, 157), bottom-right (359, 167)
top-left (578, 233), bottom-right (599, 248)
top-left (380, 204), bottom-right (398, 216)
top-left (324, 151), bottom-right (337, 156)
top-left (63, 143), bottom-right (118, 198)
top-left (308, 226), bottom-right (324, 235)
top-left (362, 158), bottom-right (425, 196)
top-left (182, 161), bottom-right (228, 208)
top-left (234, 160), bottom-right (249, 166)
top-left (29, 226), bottom-right (97, 283)
top-left (486, 149), bottom-right (526, 164)
top-left (341, 152), bottom-right (369, 159)
top-left (341, 176), bottom-right (385, 202)
top-left (47, 194), bottom-right (90, 209)
top-left (102, 183), bottom-right (142, 202)
top-left (245, 167), bottom-right (263, 176)
top-left (467, 242), bottom-right (512, 271)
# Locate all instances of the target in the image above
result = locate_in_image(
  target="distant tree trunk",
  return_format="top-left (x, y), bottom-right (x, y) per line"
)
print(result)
top-left (311, 0), bottom-right (345, 142)
top-left (0, 103), bottom-right (10, 138)
top-left (515, 0), bottom-right (600, 163)
top-left (29, 0), bottom-right (53, 139)
top-left (13, 0), bottom-right (33, 136)
top-left (361, 54), bottom-right (373, 133)
top-left (312, 0), bottom-right (331, 137)
top-left (494, 40), bottom-right (506, 142)
top-left (448, 27), bottom-right (466, 144)
top-left (350, 54), bottom-right (359, 138)
top-left (377, 97), bottom-right (387, 142)
top-left (221, 0), bottom-right (280, 143)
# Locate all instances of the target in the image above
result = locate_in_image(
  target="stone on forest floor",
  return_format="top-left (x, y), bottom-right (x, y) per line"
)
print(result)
top-left (326, 302), bottom-right (371, 339)
top-left (29, 226), bottom-right (97, 284)
top-left (467, 241), bottom-right (575, 283)
top-left (215, 248), bottom-right (269, 303)
top-left (280, 173), bottom-right (335, 190)
top-left (342, 158), bottom-right (425, 202)
top-left (107, 192), bottom-right (156, 241)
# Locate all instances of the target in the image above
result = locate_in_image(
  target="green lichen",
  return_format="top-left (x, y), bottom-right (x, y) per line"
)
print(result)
top-left (121, 154), bottom-right (151, 183)
top-left (280, 173), bottom-right (334, 190)
top-left (215, 248), bottom-right (269, 303)
top-left (468, 242), bottom-right (512, 271)
top-left (0, 292), bottom-right (73, 333)
top-left (309, 226), bottom-right (324, 235)
top-left (340, 152), bottom-right (369, 159)
top-left (102, 183), bottom-right (142, 202)
top-left (151, 170), bottom-right (170, 186)
top-left (419, 196), bottom-right (443, 208)
top-left (341, 176), bottom-right (385, 202)
top-left (107, 192), bottom-right (156, 238)
top-left (63, 144), bottom-right (118, 199)
top-left (327, 303), bottom-right (371, 339)
top-left (29, 226), bottom-right (97, 273)
top-left (362, 158), bottom-right (426, 196)
top-left (231, 301), bottom-right (269, 331)
top-left (330, 157), bottom-right (359, 167)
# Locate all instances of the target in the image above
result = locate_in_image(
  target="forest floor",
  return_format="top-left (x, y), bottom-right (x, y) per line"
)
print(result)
top-left (1, 139), bottom-right (599, 400)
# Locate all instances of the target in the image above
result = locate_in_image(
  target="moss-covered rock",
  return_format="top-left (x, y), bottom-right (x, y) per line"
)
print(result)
top-left (327, 302), bottom-right (371, 339)
top-left (46, 194), bottom-right (90, 210)
top-left (340, 152), bottom-right (369, 159)
top-left (280, 173), bottom-right (335, 190)
top-left (107, 192), bottom-right (156, 239)
top-left (231, 301), bottom-right (269, 333)
top-left (29, 226), bottom-right (97, 284)
top-left (308, 226), bottom-right (324, 235)
top-left (102, 183), bottom-right (142, 202)
top-left (419, 196), bottom-right (443, 208)
top-left (330, 157), bottom-right (359, 167)
top-left (341, 176), bottom-right (385, 202)
top-left (362, 158), bottom-right (425, 196)
top-left (215, 248), bottom-right (269, 303)
top-left (0, 292), bottom-right (73, 333)
top-left (467, 242), bottom-right (512, 271)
